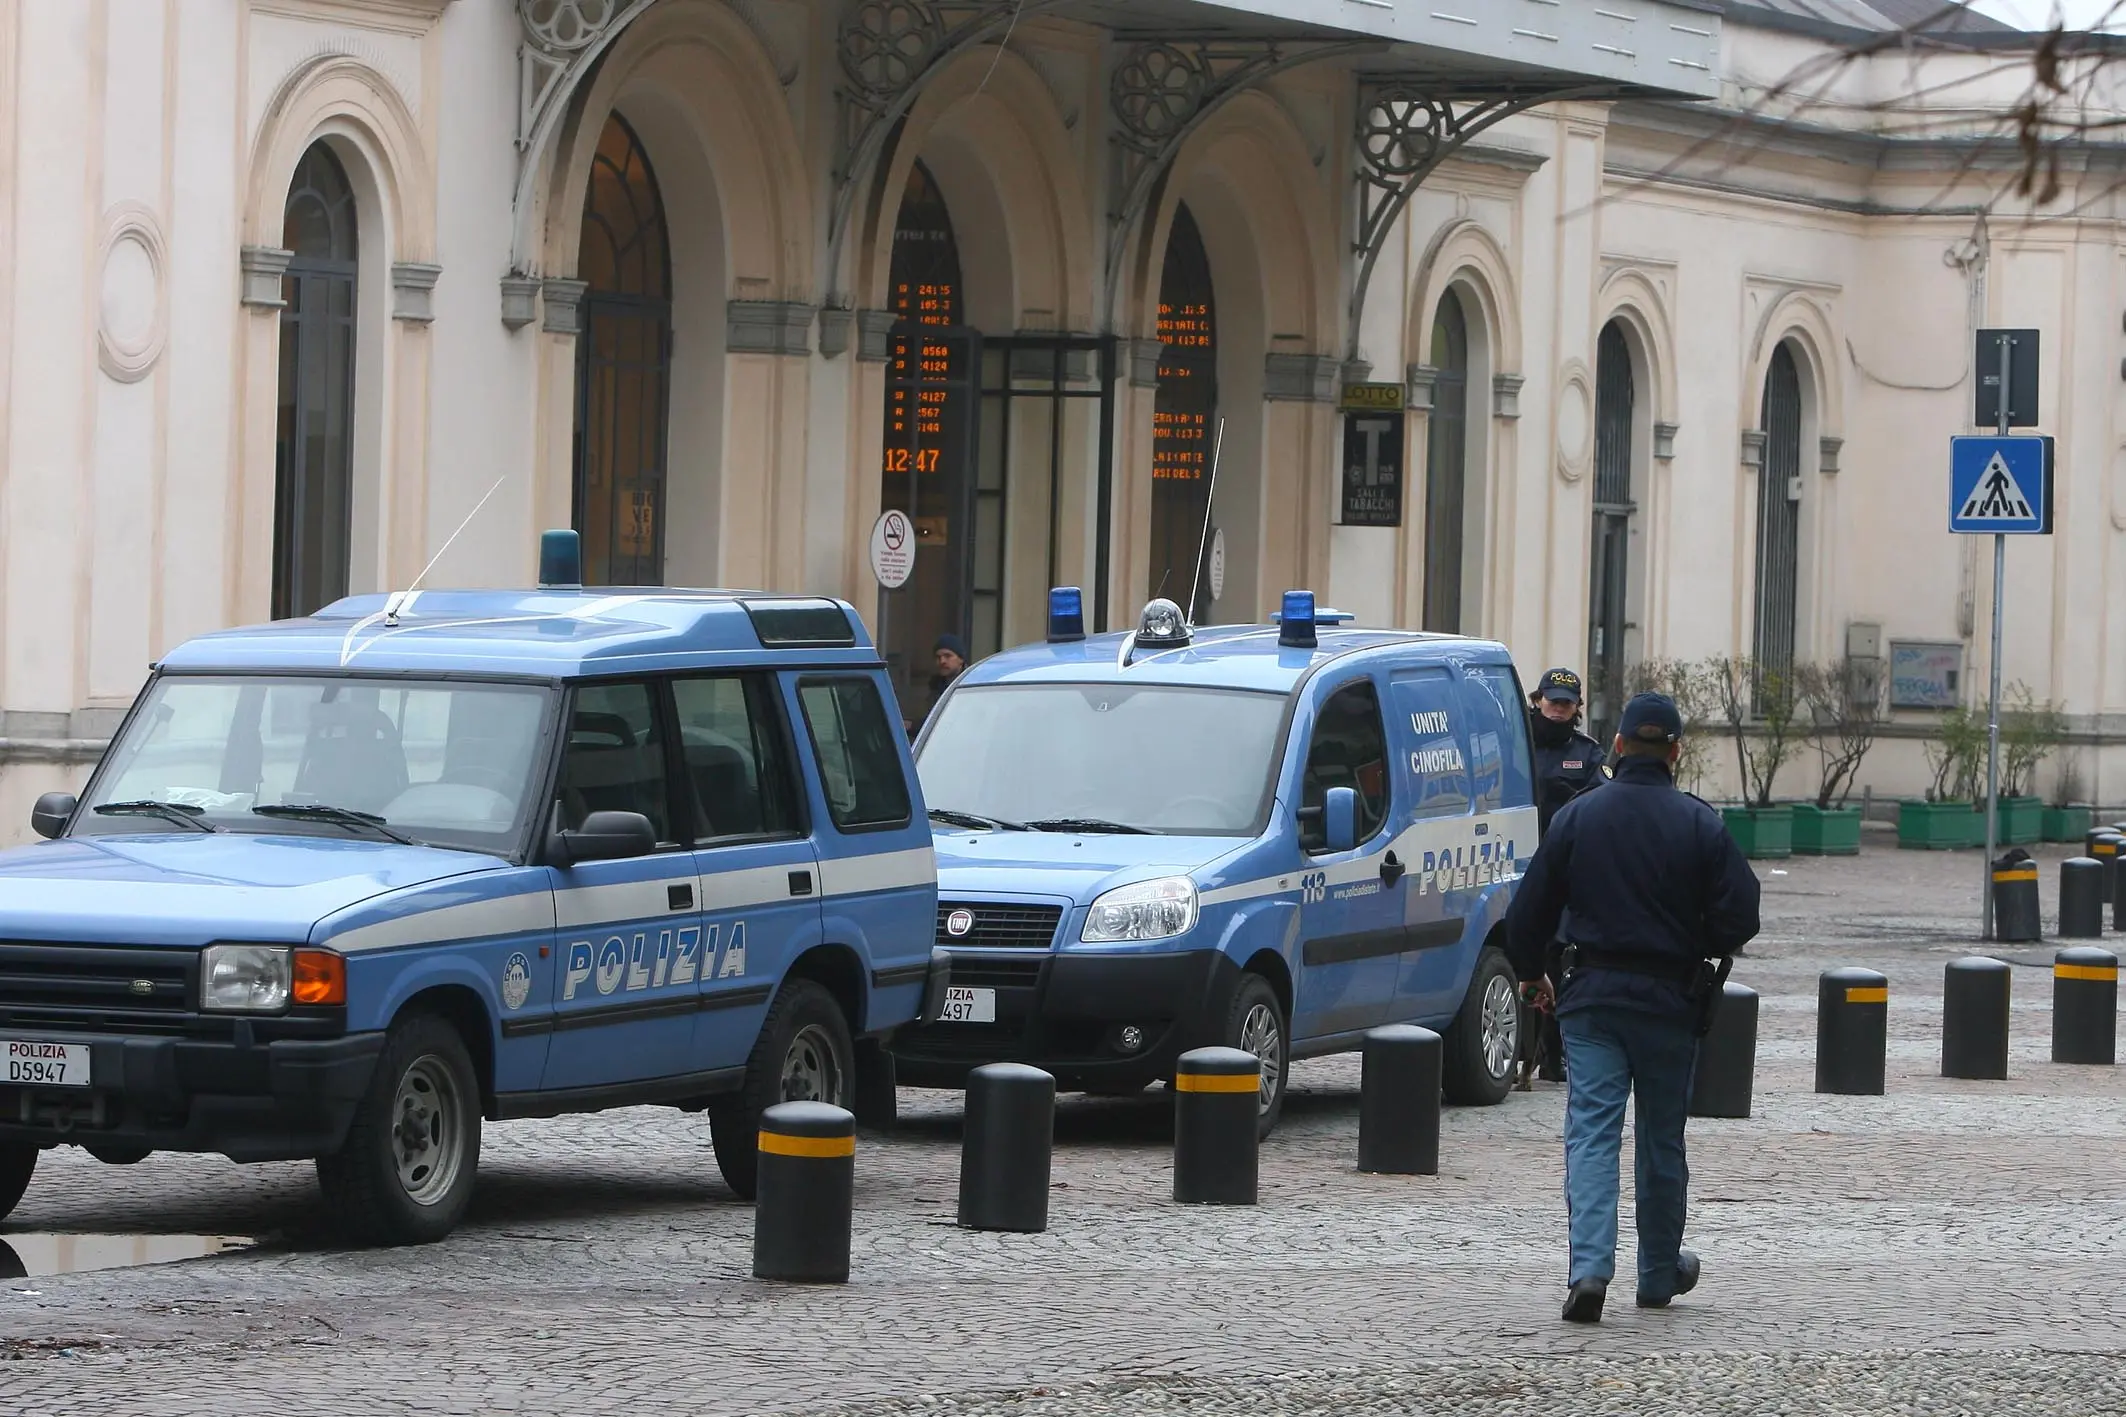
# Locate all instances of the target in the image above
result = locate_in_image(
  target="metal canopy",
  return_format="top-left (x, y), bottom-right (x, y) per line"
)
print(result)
top-left (1052, 0), bottom-right (1723, 101)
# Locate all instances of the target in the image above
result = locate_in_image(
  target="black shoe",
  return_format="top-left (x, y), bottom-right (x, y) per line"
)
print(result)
top-left (1638, 1249), bottom-right (1700, 1308)
top-left (1562, 1279), bottom-right (1608, 1324)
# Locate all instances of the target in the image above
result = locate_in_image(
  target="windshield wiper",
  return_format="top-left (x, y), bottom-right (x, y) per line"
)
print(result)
top-left (91, 800), bottom-right (221, 833)
top-left (928, 807), bottom-right (1028, 832)
top-left (1024, 817), bottom-right (1155, 836)
top-left (253, 803), bottom-right (418, 845)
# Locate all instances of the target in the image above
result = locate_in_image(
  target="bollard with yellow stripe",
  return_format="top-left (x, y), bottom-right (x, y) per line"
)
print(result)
top-left (1991, 854), bottom-right (2041, 944)
top-left (1816, 967), bottom-right (1889, 1095)
top-left (752, 1101), bottom-right (855, 1283)
top-left (1172, 1046), bottom-right (1261, 1205)
top-left (1942, 956), bottom-right (2011, 1081)
top-left (2060, 857), bottom-right (2106, 939)
top-left (2052, 946), bottom-right (2118, 1066)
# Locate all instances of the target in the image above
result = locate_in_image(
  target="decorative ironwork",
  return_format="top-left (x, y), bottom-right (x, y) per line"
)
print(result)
top-left (827, 0), bottom-right (1074, 306)
top-left (1344, 80), bottom-right (1603, 360)
top-left (1101, 38), bottom-right (1371, 330)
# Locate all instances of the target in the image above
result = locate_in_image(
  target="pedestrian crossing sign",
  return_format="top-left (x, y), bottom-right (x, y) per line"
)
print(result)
top-left (1949, 435), bottom-right (2052, 535)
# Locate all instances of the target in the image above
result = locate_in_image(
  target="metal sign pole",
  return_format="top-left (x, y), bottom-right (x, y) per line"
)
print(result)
top-left (1981, 332), bottom-right (2010, 941)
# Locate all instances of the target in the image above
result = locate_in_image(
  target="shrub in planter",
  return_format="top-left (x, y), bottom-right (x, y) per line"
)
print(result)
top-left (1708, 656), bottom-right (1802, 809)
top-left (1792, 802), bottom-right (1862, 856)
top-left (1723, 804), bottom-right (1794, 860)
top-left (1796, 658), bottom-right (1885, 838)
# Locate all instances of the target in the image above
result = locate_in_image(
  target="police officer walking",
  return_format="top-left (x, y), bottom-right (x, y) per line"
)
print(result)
top-left (1529, 668), bottom-right (1606, 836)
top-left (1504, 692), bottom-right (1761, 1324)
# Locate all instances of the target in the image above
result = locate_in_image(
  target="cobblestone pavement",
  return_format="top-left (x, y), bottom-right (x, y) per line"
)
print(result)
top-left (0, 842), bottom-right (2122, 1415)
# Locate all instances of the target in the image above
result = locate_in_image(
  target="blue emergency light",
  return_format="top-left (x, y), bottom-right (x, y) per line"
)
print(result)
top-left (1276, 590), bottom-right (1317, 648)
top-left (1046, 586), bottom-right (1085, 642)
top-left (539, 529), bottom-right (583, 588)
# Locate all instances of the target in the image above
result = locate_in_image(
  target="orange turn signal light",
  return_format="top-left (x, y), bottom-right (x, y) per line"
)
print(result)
top-left (293, 949), bottom-right (347, 1007)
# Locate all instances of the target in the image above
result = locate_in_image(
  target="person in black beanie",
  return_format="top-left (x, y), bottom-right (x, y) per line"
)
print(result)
top-left (928, 634), bottom-right (968, 717)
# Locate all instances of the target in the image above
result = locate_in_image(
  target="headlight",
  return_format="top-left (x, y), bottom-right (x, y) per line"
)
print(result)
top-left (201, 945), bottom-right (292, 1013)
top-left (1081, 876), bottom-right (1198, 943)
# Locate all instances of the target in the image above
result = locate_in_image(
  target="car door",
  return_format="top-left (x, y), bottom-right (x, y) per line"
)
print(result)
top-left (672, 672), bottom-right (821, 1070)
top-left (793, 674), bottom-right (933, 1032)
top-left (1290, 675), bottom-right (1405, 1041)
top-left (1386, 666), bottom-right (1480, 1022)
top-left (542, 678), bottom-right (705, 1091)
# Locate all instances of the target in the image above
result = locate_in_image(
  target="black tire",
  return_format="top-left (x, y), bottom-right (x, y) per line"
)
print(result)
top-left (0, 1144), bottom-right (35, 1221)
top-left (710, 979), bottom-right (854, 1201)
top-left (316, 1013), bottom-right (481, 1246)
top-left (1220, 973), bottom-right (1290, 1138)
top-left (1443, 946), bottom-right (1519, 1107)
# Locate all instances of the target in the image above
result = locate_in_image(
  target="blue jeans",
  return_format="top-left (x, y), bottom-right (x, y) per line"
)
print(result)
top-left (1559, 1006), bottom-right (1699, 1299)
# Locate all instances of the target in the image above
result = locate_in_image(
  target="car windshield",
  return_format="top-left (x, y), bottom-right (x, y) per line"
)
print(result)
top-left (75, 675), bottom-right (552, 854)
top-left (917, 683), bottom-right (1286, 835)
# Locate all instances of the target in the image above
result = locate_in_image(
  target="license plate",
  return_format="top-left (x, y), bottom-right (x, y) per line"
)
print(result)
top-left (937, 986), bottom-right (996, 1024)
top-left (2, 1040), bottom-right (90, 1088)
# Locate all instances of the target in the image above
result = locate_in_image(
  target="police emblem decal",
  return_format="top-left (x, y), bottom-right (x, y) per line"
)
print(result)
top-left (945, 909), bottom-right (975, 937)
top-left (501, 952), bottom-right (532, 1011)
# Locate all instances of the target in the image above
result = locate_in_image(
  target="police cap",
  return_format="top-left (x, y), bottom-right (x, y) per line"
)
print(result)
top-left (1537, 668), bottom-right (1584, 704)
top-left (1618, 692), bottom-right (1685, 744)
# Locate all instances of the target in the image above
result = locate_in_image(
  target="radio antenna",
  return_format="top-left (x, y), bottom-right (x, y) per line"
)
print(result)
top-left (1185, 417), bottom-right (1226, 628)
top-left (384, 471), bottom-right (509, 625)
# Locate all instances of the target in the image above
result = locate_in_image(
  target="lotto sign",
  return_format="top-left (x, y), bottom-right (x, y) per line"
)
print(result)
top-left (1948, 436), bottom-right (2052, 535)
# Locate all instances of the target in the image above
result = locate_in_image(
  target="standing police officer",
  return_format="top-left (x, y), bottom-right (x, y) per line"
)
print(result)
top-left (1504, 692), bottom-right (1761, 1324)
top-left (1530, 668), bottom-right (1606, 836)
top-left (1522, 668), bottom-right (1605, 1083)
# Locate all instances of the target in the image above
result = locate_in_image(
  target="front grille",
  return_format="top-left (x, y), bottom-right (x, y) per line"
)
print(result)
top-left (945, 956), bottom-right (1045, 990)
top-left (936, 902), bottom-right (1063, 950)
top-left (0, 943), bottom-right (195, 1029)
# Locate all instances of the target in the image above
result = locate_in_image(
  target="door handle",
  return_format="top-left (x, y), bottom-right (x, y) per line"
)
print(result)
top-left (668, 883), bottom-right (694, 911)
top-left (1380, 851), bottom-right (1406, 885)
top-left (789, 870), bottom-right (815, 897)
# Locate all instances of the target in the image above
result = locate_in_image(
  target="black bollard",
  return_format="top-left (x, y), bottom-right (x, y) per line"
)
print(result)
top-left (1941, 956), bottom-right (2011, 1080)
top-left (752, 1101), bottom-right (855, 1283)
top-left (1690, 982), bottom-right (1759, 1118)
top-left (958, 1063), bottom-right (1054, 1233)
top-left (1172, 1046), bottom-right (1259, 1205)
top-left (2091, 834), bottom-right (2122, 914)
top-left (2060, 857), bottom-right (2106, 939)
top-left (1358, 1024), bottom-right (1441, 1175)
top-left (1992, 852), bottom-right (2041, 943)
top-left (1816, 967), bottom-right (1888, 1095)
top-left (2053, 946), bottom-right (2118, 1065)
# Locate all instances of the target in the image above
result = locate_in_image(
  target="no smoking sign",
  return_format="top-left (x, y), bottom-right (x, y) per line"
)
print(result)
top-left (870, 509), bottom-right (916, 589)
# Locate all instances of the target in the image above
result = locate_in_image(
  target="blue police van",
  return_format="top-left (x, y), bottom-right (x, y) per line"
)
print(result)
top-left (895, 590), bottom-right (1537, 1130)
top-left (0, 534), bottom-right (936, 1244)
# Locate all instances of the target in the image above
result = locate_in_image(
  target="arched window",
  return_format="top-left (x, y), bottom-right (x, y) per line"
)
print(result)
top-left (879, 160), bottom-right (977, 713)
top-left (273, 142), bottom-right (360, 620)
top-left (1148, 203), bottom-right (1218, 623)
top-left (1422, 289), bottom-right (1470, 634)
top-left (1588, 320), bottom-right (1636, 741)
top-left (573, 114), bottom-right (673, 587)
top-left (1755, 343), bottom-right (1804, 678)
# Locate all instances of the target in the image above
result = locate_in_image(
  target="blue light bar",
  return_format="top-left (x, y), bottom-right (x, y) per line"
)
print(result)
top-left (1277, 589), bottom-right (1317, 649)
top-left (539, 529), bottom-right (583, 588)
top-left (1047, 586), bottom-right (1085, 642)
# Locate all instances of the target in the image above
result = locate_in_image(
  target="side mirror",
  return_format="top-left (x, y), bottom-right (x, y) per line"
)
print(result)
top-left (549, 809), bottom-right (656, 866)
top-left (31, 793), bottom-right (76, 841)
top-left (1323, 786), bottom-right (1359, 854)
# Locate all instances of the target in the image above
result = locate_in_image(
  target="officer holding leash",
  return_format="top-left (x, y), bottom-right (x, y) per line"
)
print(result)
top-left (1519, 668), bottom-right (1605, 1085)
top-left (1504, 692), bottom-right (1761, 1324)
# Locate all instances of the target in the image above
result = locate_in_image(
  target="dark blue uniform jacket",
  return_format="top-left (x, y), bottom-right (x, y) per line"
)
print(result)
top-left (1505, 756), bottom-right (1763, 1020)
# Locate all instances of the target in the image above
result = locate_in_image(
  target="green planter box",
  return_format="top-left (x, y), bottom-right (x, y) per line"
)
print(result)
top-left (1722, 804), bottom-right (1794, 860)
top-left (1791, 804), bottom-right (1863, 856)
top-left (1899, 799), bottom-right (1981, 850)
top-left (2044, 805), bottom-right (2094, 843)
top-left (1997, 796), bottom-right (2044, 846)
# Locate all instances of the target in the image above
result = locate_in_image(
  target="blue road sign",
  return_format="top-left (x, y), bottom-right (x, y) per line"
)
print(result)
top-left (1949, 435), bottom-right (2052, 535)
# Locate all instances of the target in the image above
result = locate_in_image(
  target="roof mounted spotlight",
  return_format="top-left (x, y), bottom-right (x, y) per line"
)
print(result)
top-left (538, 529), bottom-right (583, 589)
top-left (1047, 586), bottom-right (1086, 643)
top-left (1135, 598), bottom-right (1191, 651)
top-left (1275, 590), bottom-right (1317, 649)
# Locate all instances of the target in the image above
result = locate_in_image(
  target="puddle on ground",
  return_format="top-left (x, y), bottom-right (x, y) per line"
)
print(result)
top-left (0, 1233), bottom-right (254, 1280)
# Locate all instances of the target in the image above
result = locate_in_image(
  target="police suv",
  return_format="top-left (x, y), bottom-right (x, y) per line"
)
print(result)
top-left (0, 533), bottom-right (935, 1244)
top-left (896, 590), bottom-right (1536, 1130)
